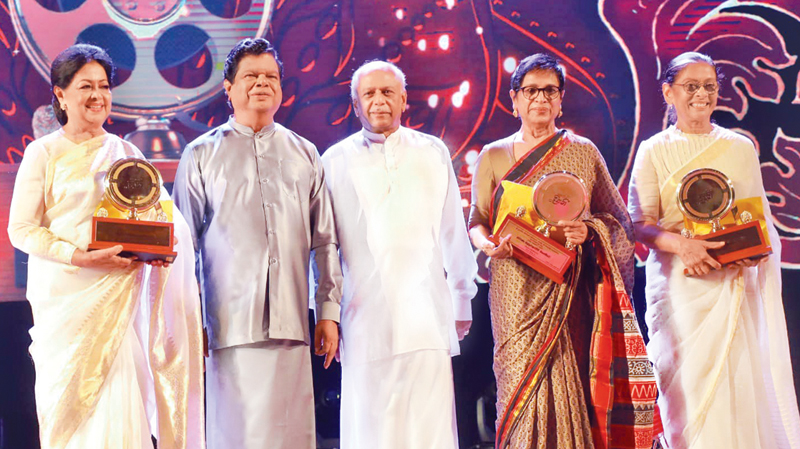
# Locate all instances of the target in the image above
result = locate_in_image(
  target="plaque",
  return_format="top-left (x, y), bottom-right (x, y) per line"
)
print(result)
top-left (492, 172), bottom-right (588, 284)
top-left (677, 168), bottom-right (771, 274)
top-left (87, 158), bottom-right (177, 263)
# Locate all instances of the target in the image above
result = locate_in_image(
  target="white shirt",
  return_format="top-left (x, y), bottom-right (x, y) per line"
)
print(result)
top-left (322, 126), bottom-right (478, 365)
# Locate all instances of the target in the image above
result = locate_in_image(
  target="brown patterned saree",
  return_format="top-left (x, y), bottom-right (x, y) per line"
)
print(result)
top-left (469, 131), bottom-right (657, 449)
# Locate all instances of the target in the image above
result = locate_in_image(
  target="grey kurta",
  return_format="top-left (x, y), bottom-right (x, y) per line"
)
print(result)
top-left (173, 117), bottom-right (342, 350)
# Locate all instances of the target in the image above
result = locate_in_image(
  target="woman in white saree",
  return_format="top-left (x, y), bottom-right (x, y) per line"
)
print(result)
top-left (7, 44), bottom-right (204, 449)
top-left (627, 51), bottom-right (800, 449)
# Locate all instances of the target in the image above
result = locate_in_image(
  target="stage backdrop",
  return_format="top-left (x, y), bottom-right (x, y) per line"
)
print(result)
top-left (0, 0), bottom-right (798, 446)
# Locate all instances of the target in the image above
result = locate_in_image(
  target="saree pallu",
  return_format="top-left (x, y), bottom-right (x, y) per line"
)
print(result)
top-left (488, 131), bottom-right (657, 449)
top-left (20, 133), bottom-right (204, 449)
top-left (644, 132), bottom-right (800, 449)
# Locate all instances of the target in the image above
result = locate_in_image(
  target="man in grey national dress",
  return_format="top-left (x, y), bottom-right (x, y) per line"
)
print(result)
top-left (172, 38), bottom-right (342, 449)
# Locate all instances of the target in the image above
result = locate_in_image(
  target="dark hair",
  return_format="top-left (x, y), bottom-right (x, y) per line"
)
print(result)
top-left (224, 38), bottom-right (284, 83)
top-left (510, 53), bottom-right (566, 92)
top-left (50, 44), bottom-right (115, 126)
top-left (662, 51), bottom-right (723, 124)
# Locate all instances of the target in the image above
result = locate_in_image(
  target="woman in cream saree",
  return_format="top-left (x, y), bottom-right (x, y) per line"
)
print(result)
top-left (7, 44), bottom-right (204, 449)
top-left (628, 51), bottom-right (800, 449)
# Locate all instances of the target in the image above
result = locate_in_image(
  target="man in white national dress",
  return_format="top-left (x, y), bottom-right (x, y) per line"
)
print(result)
top-left (321, 60), bottom-right (478, 449)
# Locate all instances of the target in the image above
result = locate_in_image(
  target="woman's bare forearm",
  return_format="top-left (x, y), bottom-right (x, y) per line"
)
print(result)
top-left (469, 224), bottom-right (492, 249)
top-left (634, 220), bottom-right (682, 254)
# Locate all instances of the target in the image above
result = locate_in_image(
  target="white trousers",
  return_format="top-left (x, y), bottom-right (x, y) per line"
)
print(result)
top-left (340, 349), bottom-right (458, 449)
top-left (206, 340), bottom-right (315, 449)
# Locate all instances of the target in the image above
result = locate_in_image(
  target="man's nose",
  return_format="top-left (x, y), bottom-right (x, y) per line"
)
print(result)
top-left (255, 74), bottom-right (268, 85)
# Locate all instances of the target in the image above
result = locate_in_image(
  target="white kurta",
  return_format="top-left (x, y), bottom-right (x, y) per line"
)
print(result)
top-left (321, 126), bottom-right (478, 449)
top-left (628, 125), bottom-right (800, 449)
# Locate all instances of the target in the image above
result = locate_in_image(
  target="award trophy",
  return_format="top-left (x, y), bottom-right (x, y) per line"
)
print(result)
top-left (492, 171), bottom-right (588, 284)
top-left (677, 168), bottom-right (771, 274)
top-left (87, 158), bottom-right (177, 263)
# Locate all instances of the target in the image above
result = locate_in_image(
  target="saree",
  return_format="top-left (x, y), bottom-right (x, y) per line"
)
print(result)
top-left (470, 131), bottom-right (657, 449)
top-left (632, 126), bottom-right (800, 449)
top-left (8, 130), bottom-right (205, 449)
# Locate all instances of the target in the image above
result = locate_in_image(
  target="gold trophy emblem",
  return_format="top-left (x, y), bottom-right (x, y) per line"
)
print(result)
top-left (88, 158), bottom-right (177, 262)
top-left (677, 168), bottom-right (771, 272)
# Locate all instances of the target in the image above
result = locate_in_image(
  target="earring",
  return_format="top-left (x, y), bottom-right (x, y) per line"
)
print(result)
top-left (513, 109), bottom-right (518, 118)
top-left (60, 103), bottom-right (67, 111)
top-left (558, 108), bottom-right (563, 118)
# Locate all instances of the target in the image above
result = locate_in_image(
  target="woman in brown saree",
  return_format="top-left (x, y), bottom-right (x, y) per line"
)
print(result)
top-left (468, 53), bottom-right (658, 449)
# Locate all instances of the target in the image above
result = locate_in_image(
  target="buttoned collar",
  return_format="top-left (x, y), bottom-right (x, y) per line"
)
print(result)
top-left (228, 116), bottom-right (276, 138)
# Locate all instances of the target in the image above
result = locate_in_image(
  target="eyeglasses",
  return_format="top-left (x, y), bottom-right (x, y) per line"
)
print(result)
top-left (673, 82), bottom-right (719, 94)
top-left (518, 85), bottom-right (561, 100)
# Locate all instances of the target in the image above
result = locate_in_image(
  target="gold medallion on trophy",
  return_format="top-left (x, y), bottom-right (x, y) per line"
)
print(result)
top-left (677, 168), bottom-right (770, 272)
top-left (88, 157), bottom-right (177, 262)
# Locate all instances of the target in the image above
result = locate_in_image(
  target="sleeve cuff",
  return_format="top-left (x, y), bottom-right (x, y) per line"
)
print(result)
top-left (453, 297), bottom-right (472, 321)
top-left (53, 241), bottom-right (78, 265)
top-left (316, 301), bottom-right (341, 323)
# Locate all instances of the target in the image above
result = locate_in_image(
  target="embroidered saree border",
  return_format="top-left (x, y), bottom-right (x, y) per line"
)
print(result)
top-left (489, 130), bottom-right (569, 228)
top-left (588, 219), bottom-right (658, 449)
top-left (495, 249), bottom-right (583, 449)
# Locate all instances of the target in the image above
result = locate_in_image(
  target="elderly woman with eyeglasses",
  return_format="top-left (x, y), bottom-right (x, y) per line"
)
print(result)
top-left (627, 51), bottom-right (800, 449)
top-left (468, 53), bottom-right (658, 448)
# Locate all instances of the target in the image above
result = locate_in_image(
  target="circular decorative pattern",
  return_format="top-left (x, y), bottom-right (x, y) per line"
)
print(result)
top-left (677, 168), bottom-right (734, 223)
top-left (11, 0), bottom-right (274, 116)
top-left (155, 24), bottom-right (213, 89)
top-left (200, 0), bottom-right (252, 19)
top-left (106, 0), bottom-right (183, 23)
top-left (77, 24), bottom-right (136, 86)
top-left (532, 171), bottom-right (588, 225)
top-left (104, 158), bottom-right (162, 213)
top-left (35, 0), bottom-right (86, 13)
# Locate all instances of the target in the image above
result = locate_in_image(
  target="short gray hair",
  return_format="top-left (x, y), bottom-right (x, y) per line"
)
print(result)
top-left (350, 60), bottom-right (407, 102)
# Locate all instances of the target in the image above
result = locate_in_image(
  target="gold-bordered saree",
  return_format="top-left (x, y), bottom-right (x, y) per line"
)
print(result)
top-left (485, 131), bottom-right (658, 449)
top-left (640, 128), bottom-right (800, 449)
top-left (11, 132), bottom-right (205, 449)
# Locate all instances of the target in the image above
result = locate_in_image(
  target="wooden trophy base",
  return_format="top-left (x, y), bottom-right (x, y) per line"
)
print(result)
top-left (685, 220), bottom-right (772, 275)
top-left (492, 215), bottom-right (576, 284)
top-left (88, 216), bottom-right (177, 263)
